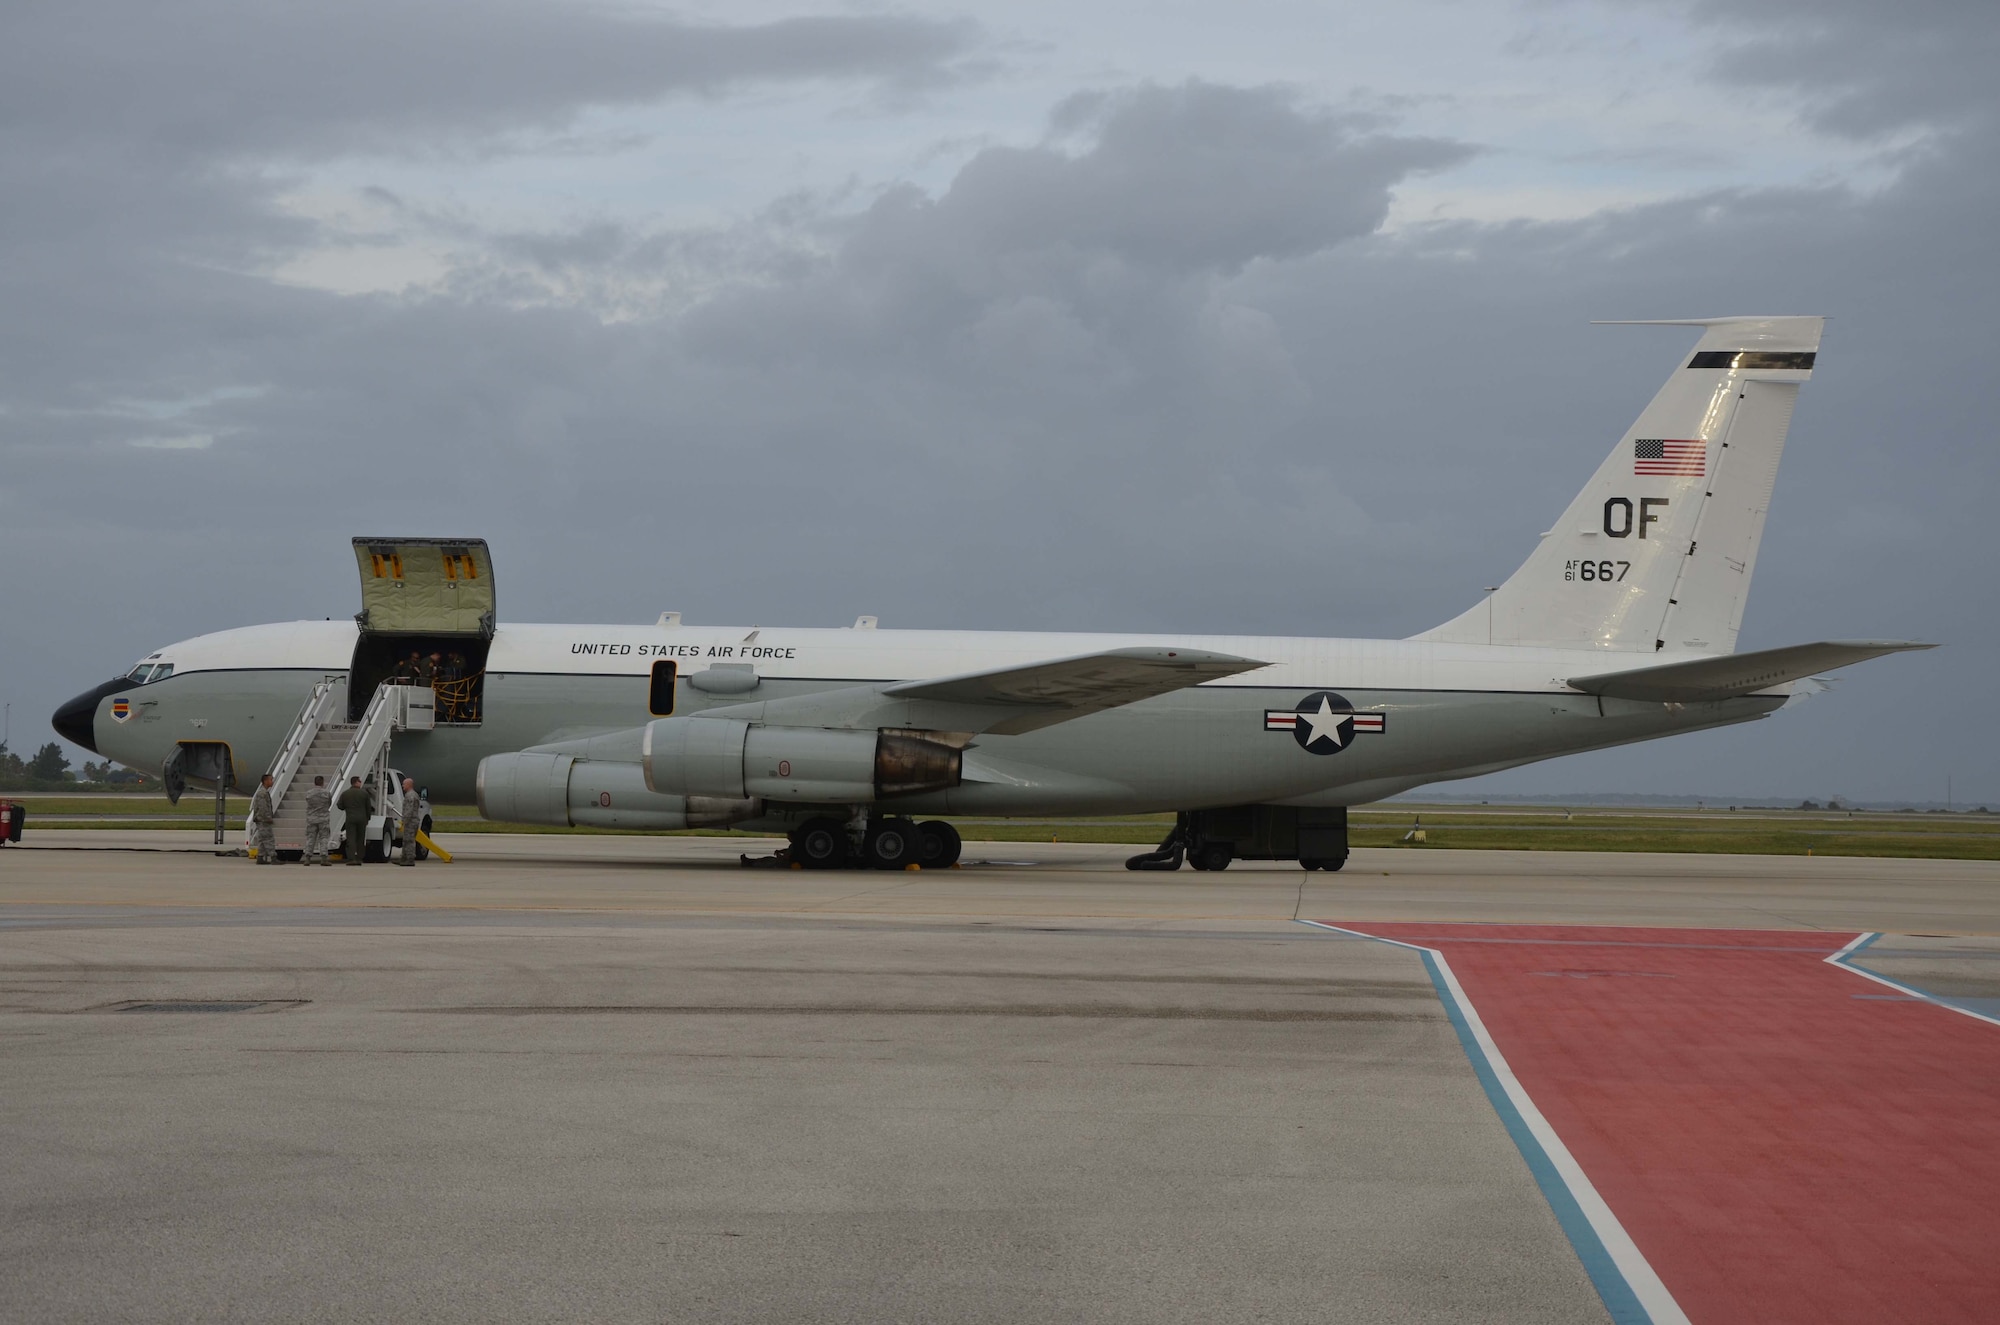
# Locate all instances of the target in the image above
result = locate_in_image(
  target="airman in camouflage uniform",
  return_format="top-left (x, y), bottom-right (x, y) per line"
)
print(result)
top-left (302, 774), bottom-right (334, 865)
top-left (394, 777), bottom-right (423, 866)
top-left (250, 773), bottom-right (278, 864)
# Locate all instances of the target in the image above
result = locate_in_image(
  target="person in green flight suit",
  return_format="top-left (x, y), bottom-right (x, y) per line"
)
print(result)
top-left (336, 775), bottom-right (375, 865)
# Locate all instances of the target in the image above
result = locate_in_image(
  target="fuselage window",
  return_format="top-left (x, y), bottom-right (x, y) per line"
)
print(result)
top-left (649, 660), bottom-right (677, 716)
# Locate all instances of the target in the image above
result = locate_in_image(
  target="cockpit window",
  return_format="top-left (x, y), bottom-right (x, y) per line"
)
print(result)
top-left (125, 663), bottom-right (174, 684)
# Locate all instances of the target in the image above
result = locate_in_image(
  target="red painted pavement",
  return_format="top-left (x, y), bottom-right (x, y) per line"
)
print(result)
top-left (1327, 923), bottom-right (2000, 1323)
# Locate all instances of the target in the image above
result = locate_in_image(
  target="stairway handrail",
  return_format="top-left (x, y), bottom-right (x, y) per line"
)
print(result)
top-left (267, 677), bottom-right (342, 810)
top-left (331, 683), bottom-right (418, 797)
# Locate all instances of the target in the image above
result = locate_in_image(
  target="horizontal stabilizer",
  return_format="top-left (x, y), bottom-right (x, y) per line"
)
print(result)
top-left (886, 647), bottom-right (1266, 733)
top-left (1568, 640), bottom-right (1934, 703)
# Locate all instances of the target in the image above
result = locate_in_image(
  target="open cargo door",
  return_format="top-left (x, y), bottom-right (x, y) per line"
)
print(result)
top-left (355, 537), bottom-right (494, 635)
top-left (349, 538), bottom-right (496, 722)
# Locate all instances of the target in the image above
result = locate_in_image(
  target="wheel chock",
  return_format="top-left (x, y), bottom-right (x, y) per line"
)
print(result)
top-left (414, 829), bottom-right (453, 863)
top-left (905, 863), bottom-right (922, 871)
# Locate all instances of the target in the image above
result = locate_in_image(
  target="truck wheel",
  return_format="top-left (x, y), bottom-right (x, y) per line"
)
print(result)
top-left (917, 820), bottom-right (962, 868)
top-left (864, 820), bottom-right (919, 870)
top-left (1189, 841), bottom-right (1233, 872)
top-left (792, 818), bottom-right (849, 869)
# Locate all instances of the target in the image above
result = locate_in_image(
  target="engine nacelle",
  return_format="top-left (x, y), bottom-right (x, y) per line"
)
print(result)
top-left (643, 719), bottom-right (961, 804)
top-left (476, 751), bottom-right (759, 829)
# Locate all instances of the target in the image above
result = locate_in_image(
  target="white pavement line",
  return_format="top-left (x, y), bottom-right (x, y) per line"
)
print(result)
top-left (1826, 931), bottom-right (2000, 1029)
top-left (1300, 921), bottom-right (1690, 1325)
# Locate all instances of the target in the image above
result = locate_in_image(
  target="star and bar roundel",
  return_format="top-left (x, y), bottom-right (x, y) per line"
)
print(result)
top-left (1264, 691), bottom-right (1385, 755)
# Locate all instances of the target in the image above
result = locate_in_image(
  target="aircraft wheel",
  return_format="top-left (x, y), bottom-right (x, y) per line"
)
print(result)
top-left (792, 818), bottom-right (850, 869)
top-left (1188, 841), bottom-right (1233, 872)
top-left (864, 819), bottom-right (920, 870)
top-left (916, 820), bottom-right (961, 868)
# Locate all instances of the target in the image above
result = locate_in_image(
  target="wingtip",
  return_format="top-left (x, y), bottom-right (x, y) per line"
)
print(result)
top-left (1590, 316), bottom-right (1829, 326)
top-left (1826, 639), bottom-right (1938, 651)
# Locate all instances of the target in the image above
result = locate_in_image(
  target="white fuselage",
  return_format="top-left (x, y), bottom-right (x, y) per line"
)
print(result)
top-left (81, 618), bottom-right (1783, 812)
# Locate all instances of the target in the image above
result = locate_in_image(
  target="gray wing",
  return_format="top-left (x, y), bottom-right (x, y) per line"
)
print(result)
top-left (686, 647), bottom-right (1268, 737)
top-left (867, 647), bottom-right (1270, 734)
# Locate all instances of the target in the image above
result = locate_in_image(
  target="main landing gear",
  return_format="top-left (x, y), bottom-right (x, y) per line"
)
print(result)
top-left (1124, 807), bottom-right (1349, 873)
top-left (788, 816), bottom-right (962, 871)
top-left (1125, 813), bottom-right (1190, 871)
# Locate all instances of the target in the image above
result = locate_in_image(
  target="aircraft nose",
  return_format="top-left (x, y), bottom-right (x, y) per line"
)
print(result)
top-left (52, 678), bottom-right (125, 754)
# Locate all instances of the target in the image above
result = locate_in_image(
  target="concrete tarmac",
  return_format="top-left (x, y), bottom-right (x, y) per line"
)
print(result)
top-left (3, 835), bottom-right (1996, 1323)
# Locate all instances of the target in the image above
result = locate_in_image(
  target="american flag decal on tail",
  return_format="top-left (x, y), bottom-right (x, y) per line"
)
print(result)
top-left (1634, 438), bottom-right (1706, 476)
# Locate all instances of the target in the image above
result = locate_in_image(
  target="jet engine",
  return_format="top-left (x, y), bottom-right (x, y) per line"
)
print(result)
top-left (476, 751), bottom-right (759, 829)
top-left (643, 718), bottom-right (962, 804)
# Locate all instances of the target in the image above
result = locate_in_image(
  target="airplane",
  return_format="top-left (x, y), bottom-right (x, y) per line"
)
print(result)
top-left (53, 315), bottom-right (1930, 872)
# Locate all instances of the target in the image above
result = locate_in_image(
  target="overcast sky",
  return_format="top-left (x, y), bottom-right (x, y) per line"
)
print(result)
top-left (4, 0), bottom-right (1994, 803)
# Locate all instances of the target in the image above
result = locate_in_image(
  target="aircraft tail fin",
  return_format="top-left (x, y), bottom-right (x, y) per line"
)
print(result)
top-left (1413, 316), bottom-right (1824, 654)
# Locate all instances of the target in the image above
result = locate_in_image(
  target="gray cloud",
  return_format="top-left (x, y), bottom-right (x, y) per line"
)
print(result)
top-left (0, 1), bottom-right (982, 433)
top-left (3, 3), bottom-right (1995, 803)
top-left (918, 84), bottom-right (1471, 273)
top-left (1691, 0), bottom-right (1999, 139)
top-left (1, 2), bottom-right (980, 159)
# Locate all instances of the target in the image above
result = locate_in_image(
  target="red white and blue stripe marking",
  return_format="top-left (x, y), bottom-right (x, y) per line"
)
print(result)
top-left (1263, 711), bottom-right (1384, 733)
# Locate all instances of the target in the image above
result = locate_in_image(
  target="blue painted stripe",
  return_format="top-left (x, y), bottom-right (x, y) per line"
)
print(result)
top-left (1302, 922), bottom-right (1656, 1324)
top-left (1830, 931), bottom-right (2000, 1027)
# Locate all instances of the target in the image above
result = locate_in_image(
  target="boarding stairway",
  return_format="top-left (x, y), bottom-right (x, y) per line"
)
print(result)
top-left (260, 678), bottom-right (434, 853)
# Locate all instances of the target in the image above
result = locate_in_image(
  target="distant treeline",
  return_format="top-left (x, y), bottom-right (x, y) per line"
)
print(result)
top-left (0, 742), bottom-right (157, 792)
top-left (1389, 791), bottom-right (1992, 813)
